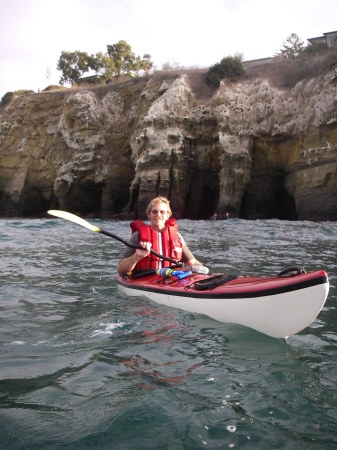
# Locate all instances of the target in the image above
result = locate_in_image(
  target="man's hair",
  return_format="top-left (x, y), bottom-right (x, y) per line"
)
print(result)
top-left (146, 196), bottom-right (172, 217)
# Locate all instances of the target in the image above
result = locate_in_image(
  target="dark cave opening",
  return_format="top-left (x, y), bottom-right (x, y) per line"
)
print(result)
top-left (63, 182), bottom-right (103, 214)
top-left (240, 171), bottom-right (298, 220)
top-left (184, 183), bottom-right (219, 219)
top-left (184, 170), bottom-right (220, 219)
top-left (200, 185), bottom-right (220, 219)
top-left (129, 184), bottom-right (140, 215)
top-left (18, 186), bottom-right (51, 216)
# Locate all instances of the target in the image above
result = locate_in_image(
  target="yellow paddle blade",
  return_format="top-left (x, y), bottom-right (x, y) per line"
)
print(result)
top-left (47, 210), bottom-right (101, 233)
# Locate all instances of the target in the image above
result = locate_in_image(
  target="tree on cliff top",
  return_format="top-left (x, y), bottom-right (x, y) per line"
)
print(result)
top-left (105, 41), bottom-right (152, 78)
top-left (57, 51), bottom-right (100, 85)
top-left (57, 40), bottom-right (153, 85)
top-left (205, 54), bottom-right (244, 88)
top-left (276, 33), bottom-right (305, 60)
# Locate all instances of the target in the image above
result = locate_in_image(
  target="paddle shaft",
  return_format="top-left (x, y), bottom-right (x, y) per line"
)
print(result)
top-left (100, 229), bottom-right (179, 265)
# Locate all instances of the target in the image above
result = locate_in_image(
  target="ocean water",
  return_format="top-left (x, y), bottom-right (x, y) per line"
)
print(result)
top-left (0, 218), bottom-right (336, 449)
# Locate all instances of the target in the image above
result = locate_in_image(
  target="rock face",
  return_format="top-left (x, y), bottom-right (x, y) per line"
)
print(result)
top-left (0, 70), bottom-right (336, 220)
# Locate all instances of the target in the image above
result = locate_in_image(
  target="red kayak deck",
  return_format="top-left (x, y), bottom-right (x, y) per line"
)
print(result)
top-left (117, 270), bottom-right (328, 299)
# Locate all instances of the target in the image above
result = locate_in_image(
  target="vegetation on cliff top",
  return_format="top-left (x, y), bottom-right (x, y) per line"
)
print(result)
top-left (57, 40), bottom-right (153, 85)
top-left (204, 54), bottom-right (244, 88)
top-left (1, 34), bottom-right (337, 107)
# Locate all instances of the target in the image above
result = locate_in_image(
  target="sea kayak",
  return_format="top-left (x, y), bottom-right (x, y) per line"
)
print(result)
top-left (117, 268), bottom-right (329, 338)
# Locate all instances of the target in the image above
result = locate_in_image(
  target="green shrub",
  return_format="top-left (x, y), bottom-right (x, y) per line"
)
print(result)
top-left (205, 54), bottom-right (244, 88)
top-left (43, 85), bottom-right (64, 91)
top-left (302, 43), bottom-right (328, 55)
top-left (1, 91), bottom-right (13, 106)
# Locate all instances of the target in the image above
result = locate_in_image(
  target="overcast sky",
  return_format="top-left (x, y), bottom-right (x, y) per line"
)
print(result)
top-left (1, 0), bottom-right (336, 98)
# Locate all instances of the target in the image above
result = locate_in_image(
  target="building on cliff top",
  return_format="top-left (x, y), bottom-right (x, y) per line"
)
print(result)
top-left (244, 30), bottom-right (337, 67)
top-left (308, 31), bottom-right (337, 48)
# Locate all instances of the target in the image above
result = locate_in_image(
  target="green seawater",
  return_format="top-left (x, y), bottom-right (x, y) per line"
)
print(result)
top-left (0, 218), bottom-right (336, 449)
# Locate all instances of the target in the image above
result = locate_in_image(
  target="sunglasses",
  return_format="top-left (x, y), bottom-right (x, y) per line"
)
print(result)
top-left (151, 209), bottom-right (168, 215)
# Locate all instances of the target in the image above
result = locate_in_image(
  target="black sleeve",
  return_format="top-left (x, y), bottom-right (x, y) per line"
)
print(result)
top-left (119, 232), bottom-right (139, 258)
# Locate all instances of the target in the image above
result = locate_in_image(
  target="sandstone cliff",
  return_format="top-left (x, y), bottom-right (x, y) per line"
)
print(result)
top-left (0, 67), bottom-right (336, 220)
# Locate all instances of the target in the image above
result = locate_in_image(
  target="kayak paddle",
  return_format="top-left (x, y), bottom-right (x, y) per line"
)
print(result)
top-left (47, 210), bottom-right (183, 265)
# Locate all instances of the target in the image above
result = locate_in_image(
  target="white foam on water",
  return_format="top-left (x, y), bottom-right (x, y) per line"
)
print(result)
top-left (33, 340), bottom-right (49, 346)
top-left (11, 340), bottom-right (25, 345)
top-left (91, 322), bottom-right (125, 337)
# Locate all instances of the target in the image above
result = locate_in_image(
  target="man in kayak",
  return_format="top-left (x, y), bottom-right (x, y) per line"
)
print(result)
top-left (117, 196), bottom-right (204, 275)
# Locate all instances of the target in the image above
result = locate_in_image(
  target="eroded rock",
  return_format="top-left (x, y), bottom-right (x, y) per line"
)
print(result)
top-left (0, 70), bottom-right (336, 220)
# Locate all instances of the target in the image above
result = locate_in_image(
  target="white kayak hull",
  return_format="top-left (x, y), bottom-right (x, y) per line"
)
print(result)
top-left (117, 270), bottom-right (329, 338)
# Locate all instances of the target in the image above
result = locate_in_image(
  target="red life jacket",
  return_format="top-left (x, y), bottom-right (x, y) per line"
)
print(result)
top-left (130, 218), bottom-right (183, 271)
